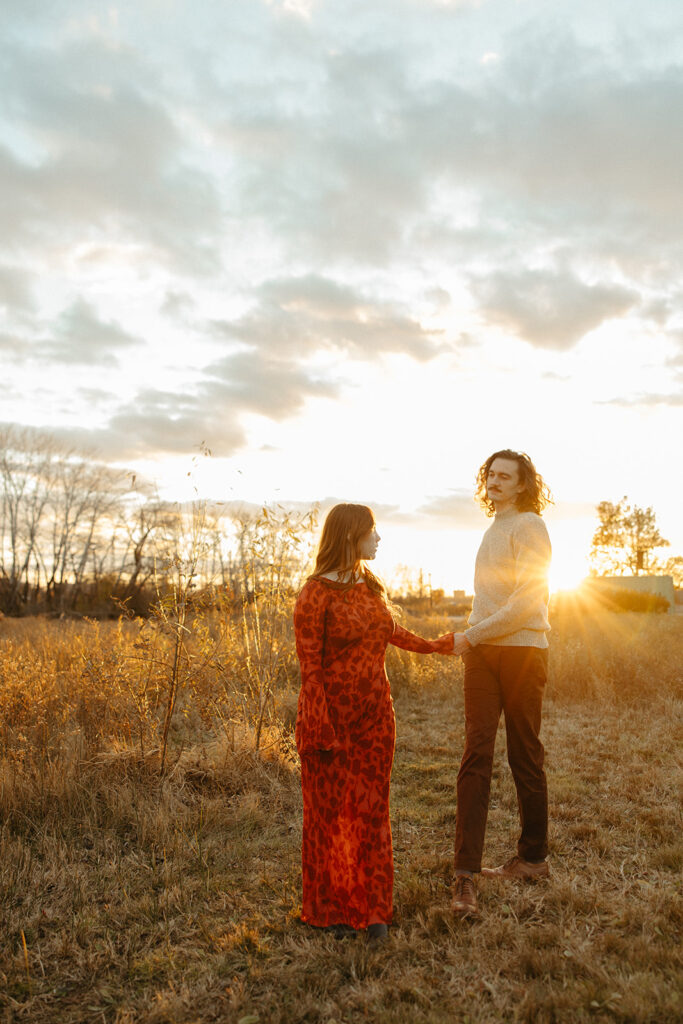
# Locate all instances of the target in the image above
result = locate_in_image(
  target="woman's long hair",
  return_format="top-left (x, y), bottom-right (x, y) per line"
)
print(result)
top-left (475, 450), bottom-right (553, 517)
top-left (310, 503), bottom-right (388, 602)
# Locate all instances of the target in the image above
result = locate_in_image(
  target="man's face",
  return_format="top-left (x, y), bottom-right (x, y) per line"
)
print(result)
top-left (486, 457), bottom-right (525, 510)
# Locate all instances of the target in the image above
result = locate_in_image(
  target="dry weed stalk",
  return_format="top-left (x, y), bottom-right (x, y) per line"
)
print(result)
top-left (228, 505), bottom-right (316, 749)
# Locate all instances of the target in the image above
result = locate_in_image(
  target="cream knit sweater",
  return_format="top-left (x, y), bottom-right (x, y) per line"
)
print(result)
top-left (464, 508), bottom-right (551, 649)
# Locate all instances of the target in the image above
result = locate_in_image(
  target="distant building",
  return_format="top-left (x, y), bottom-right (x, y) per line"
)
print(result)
top-left (452, 589), bottom-right (466, 600)
top-left (585, 575), bottom-right (676, 613)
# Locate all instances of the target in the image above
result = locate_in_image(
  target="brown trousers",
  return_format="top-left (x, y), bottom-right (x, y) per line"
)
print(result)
top-left (454, 644), bottom-right (549, 872)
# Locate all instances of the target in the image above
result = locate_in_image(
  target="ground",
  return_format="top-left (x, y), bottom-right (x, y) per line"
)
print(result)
top-left (0, 612), bottom-right (681, 1023)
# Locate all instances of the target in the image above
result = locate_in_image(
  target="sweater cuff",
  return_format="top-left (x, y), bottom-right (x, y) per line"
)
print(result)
top-left (464, 625), bottom-right (484, 647)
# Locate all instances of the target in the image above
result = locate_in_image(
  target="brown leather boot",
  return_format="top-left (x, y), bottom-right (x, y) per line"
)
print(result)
top-left (481, 855), bottom-right (549, 880)
top-left (452, 874), bottom-right (479, 917)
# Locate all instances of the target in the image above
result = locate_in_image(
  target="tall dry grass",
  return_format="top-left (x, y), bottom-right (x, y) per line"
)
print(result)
top-left (0, 603), bottom-right (681, 1023)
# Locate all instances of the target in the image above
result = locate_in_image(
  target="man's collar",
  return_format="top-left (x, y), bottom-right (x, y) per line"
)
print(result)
top-left (494, 505), bottom-right (520, 519)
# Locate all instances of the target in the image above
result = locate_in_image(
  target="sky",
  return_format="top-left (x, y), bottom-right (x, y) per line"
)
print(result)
top-left (2, 0), bottom-right (682, 592)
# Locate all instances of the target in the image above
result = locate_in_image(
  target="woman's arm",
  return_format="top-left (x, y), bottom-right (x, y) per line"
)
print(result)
top-left (293, 581), bottom-right (339, 755)
top-left (390, 621), bottom-right (455, 654)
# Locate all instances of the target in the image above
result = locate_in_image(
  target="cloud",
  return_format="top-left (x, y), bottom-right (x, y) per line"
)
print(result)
top-left (472, 268), bottom-right (638, 349)
top-left (2, 3), bottom-right (683, 473)
top-left (210, 274), bottom-right (443, 361)
top-left (47, 343), bottom-right (342, 459)
top-left (204, 348), bottom-right (339, 420)
top-left (416, 491), bottom-right (483, 527)
top-left (0, 300), bottom-right (140, 365)
top-left (205, 19), bottom-right (683, 279)
top-left (0, 265), bottom-right (35, 312)
top-left (37, 299), bottom-right (140, 365)
top-left (48, 386), bottom-right (247, 460)
top-left (602, 392), bottom-right (683, 408)
top-left (0, 332), bottom-right (23, 353)
top-left (0, 35), bottom-right (222, 272)
top-left (162, 291), bottom-right (196, 320)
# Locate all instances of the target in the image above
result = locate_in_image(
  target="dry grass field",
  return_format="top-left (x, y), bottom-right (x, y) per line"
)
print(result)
top-left (0, 607), bottom-right (681, 1024)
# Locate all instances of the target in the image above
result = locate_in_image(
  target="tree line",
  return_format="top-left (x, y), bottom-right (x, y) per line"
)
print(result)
top-left (0, 426), bottom-right (316, 617)
top-left (1, 425), bottom-right (680, 617)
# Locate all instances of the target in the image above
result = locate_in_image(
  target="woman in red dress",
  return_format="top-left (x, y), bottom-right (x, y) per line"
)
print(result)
top-left (294, 503), bottom-right (454, 939)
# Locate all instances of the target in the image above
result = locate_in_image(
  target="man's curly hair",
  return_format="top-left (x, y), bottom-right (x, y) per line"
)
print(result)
top-left (475, 449), bottom-right (553, 517)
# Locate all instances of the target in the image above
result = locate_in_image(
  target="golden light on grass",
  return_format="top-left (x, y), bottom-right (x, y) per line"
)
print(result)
top-left (0, 599), bottom-right (681, 1022)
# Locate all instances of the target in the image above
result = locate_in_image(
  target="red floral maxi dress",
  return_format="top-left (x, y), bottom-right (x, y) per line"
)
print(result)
top-left (293, 577), bottom-right (454, 929)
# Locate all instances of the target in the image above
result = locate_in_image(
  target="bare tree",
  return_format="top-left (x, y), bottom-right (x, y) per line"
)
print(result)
top-left (0, 426), bottom-right (63, 611)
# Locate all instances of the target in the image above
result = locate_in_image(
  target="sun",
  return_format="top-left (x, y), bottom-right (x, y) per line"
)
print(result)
top-left (549, 548), bottom-right (589, 594)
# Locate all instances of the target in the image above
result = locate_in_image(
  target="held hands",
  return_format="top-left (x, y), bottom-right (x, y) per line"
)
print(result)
top-left (451, 633), bottom-right (472, 657)
top-left (439, 632), bottom-right (471, 656)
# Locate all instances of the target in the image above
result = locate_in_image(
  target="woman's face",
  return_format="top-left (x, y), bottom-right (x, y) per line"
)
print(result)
top-left (358, 524), bottom-right (381, 560)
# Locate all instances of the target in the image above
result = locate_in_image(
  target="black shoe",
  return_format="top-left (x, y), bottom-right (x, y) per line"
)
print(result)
top-left (366, 923), bottom-right (388, 941)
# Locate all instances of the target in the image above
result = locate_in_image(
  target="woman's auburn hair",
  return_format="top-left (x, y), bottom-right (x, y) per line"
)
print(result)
top-left (475, 449), bottom-right (553, 517)
top-left (310, 502), bottom-right (387, 602)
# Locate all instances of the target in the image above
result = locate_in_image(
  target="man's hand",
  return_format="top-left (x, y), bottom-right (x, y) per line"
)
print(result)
top-left (452, 633), bottom-right (472, 656)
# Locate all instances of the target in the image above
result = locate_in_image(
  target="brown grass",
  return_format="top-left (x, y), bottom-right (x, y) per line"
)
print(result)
top-left (0, 608), bottom-right (681, 1023)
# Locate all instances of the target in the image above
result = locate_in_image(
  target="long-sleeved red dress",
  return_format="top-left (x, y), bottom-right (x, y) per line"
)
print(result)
top-left (293, 577), bottom-right (454, 930)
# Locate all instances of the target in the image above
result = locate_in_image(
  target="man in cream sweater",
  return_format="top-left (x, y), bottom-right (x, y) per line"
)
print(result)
top-left (451, 450), bottom-right (553, 918)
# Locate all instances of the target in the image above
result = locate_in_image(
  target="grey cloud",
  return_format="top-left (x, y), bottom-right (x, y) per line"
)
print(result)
top-left (106, 355), bottom-right (330, 455)
top-left (210, 20), bottom-right (683, 297)
top-left (162, 291), bottom-right (196, 320)
top-left (0, 37), bottom-right (222, 272)
top-left (49, 388), bottom-right (247, 460)
top-left (46, 343), bottom-right (342, 459)
top-left (0, 147), bottom-right (35, 249)
top-left (78, 387), bottom-right (117, 405)
top-left (4, 10), bottom-right (683, 288)
top-left (0, 265), bottom-right (35, 311)
top-left (3, 2), bottom-right (683, 471)
top-left (6, 10), bottom-right (680, 304)
top-left (204, 348), bottom-right (339, 418)
top-left (0, 331), bottom-right (25, 356)
top-left (639, 298), bottom-right (673, 325)
top-left (39, 299), bottom-right (140, 365)
top-left (407, 34), bottom-right (683, 246)
top-left (106, 412), bottom-right (245, 460)
top-left (415, 491), bottom-right (482, 527)
top-left (210, 275), bottom-right (443, 361)
top-left (472, 268), bottom-right (638, 349)
top-left (217, 49), bottom-right (428, 260)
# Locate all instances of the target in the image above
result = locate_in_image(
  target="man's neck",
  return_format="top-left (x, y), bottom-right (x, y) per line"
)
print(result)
top-left (493, 501), bottom-right (519, 517)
